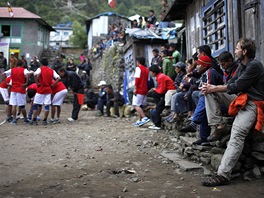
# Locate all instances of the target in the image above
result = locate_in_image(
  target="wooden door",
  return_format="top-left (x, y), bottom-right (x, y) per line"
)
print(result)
top-left (240, 0), bottom-right (263, 61)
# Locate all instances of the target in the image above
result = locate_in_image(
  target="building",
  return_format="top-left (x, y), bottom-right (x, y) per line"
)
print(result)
top-left (162, 0), bottom-right (264, 63)
top-left (0, 7), bottom-right (54, 64)
top-left (85, 12), bottom-right (131, 50)
top-left (50, 22), bottom-right (73, 49)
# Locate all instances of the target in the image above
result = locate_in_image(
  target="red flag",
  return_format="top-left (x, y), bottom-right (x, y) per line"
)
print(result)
top-left (7, 2), bottom-right (14, 17)
top-left (108, 0), bottom-right (115, 8)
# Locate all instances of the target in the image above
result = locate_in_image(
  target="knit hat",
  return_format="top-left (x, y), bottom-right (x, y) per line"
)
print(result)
top-left (197, 55), bottom-right (211, 67)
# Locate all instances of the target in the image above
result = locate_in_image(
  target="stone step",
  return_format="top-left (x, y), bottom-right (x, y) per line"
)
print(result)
top-left (161, 150), bottom-right (203, 171)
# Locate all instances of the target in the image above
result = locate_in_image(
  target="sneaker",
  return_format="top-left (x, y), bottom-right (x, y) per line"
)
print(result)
top-left (67, 117), bottom-right (76, 122)
top-left (37, 116), bottom-right (41, 121)
top-left (11, 120), bottom-right (17, 125)
top-left (148, 125), bottom-right (161, 130)
top-left (54, 118), bottom-right (60, 124)
top-left (23, 119), bottom-right (30, 124)
top-left (48, 119), bottom-right (55, 124)
top-left (29, 120), bottom-right (38, 125)
top-left (138, 117), bottom-right (150, 126)
top-left (6, 116), bottom-right (13, 122)
top-left (42, 120), bottom-right (48, 126)
top-left (134, 120), bottom-right (142, 127)
top-left (16, 113), bottom-right (21, 120)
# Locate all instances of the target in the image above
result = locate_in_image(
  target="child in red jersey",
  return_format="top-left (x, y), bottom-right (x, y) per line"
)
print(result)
top-left (0, 75), bottom-right (12, 121)
top-left (3, 60), bottom-right (31, 125)
top-left (50, 80), bottom-right (68, 124)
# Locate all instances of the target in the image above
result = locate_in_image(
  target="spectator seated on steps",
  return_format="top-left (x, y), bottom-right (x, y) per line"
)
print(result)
top-left (201, 38), bottom-right (264, 187)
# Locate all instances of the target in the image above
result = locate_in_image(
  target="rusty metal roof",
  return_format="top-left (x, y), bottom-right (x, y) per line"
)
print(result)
top-left (0, 7), bottom-right (41, 18)
top-left (0, 7), bottom-right (54, 31)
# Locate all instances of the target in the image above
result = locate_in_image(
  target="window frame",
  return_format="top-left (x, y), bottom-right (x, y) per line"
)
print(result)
top-left (201, 0), bottom-right (229, 57)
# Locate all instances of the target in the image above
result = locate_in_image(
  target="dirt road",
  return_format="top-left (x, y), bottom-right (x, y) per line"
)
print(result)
top-left (0, 104), bottom-right (264, 198)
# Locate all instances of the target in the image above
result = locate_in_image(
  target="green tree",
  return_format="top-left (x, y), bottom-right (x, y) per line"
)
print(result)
top-left (69, 21), bottom-right (87, 49)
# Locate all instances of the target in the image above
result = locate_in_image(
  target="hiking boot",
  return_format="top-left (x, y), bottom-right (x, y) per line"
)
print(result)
top-left (207, 124), bottom-right (228, 142)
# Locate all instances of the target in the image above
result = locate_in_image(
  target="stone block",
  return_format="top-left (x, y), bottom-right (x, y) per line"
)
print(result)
top-left (161, 150), bottom-right (202, 171)
top-left (192, 144), bottom-right (212, 151)
top-left (211, 154), bottom-right (223, 171)
top-left (252, 142), bottom-right (264, 152)
top-left (190, 155), bottom-right (200, 162)
top-left (211, 147), bottom-right (225, 154)
top-left (184, 147), bottom-right (194, 155)
top-left (233, 162), bottom-right (241, 173)
top-left (199, 152), bottom-right (212, 158)
top-left (200, 157), bottom-right (211, 165)
top-left (252, 166), bottom-right (262, 179)
top-left (180, 136), bottom-right (197, 147)
top-left (251, 152), bottom-right (264, 161)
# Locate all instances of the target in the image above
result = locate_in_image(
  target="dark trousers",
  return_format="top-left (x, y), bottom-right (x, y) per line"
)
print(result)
top-left (85, 99), bottom-right (96, 109)
top-left (106, 101), bottom-right (120, 116)
top-left (192, 95), bottom-right (211, 140)
top-left (148, 92), bottom-right (165, 127)
top-left (72, 89), bottom-right (84, 120)
top-left (97, 98), bottom-right (107, 113)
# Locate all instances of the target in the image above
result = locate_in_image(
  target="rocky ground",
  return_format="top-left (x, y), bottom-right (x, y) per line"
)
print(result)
top-left (0, 103), bottom-right (264, 198)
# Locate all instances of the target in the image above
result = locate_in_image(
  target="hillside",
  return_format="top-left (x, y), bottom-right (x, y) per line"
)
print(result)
top-left (1, 0), bottom-right (163, 25)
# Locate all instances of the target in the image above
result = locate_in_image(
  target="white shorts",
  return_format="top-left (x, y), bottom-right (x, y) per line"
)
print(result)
top-left (52, 89), bottom-right (68, 106)
top-left (0, 87), bottom-right (9, 102)
top-left (132, 94), bottom-right (147, 107)
top-left (34, 93), bottom-right (51, 105)
top-left (9, 92), bottom-right (26, 106)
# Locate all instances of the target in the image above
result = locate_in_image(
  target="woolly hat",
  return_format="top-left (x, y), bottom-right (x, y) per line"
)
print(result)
top-left (197, 55), bottom-right (211, 67)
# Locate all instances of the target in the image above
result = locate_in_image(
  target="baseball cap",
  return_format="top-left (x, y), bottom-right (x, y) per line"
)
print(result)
top-left (98, 80), bottom-right (106, 86)
top-left (173, 62), bottom-right (186, 70)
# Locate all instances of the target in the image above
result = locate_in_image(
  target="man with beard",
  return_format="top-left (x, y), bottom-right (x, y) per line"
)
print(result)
top-left (201, 38), bottom-right (264, 186)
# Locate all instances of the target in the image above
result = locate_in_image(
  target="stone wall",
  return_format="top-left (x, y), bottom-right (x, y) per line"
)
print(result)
top-left (90, 46), bottom-right (125, 91)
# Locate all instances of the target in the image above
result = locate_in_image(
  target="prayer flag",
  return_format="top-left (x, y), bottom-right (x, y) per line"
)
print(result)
top-left (108, 0), bottom-right (115, 8)
top-left (7, 2), bottom-right (14, 17)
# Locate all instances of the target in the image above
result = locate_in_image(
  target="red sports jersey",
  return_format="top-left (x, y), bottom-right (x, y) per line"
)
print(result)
top-left (37, 66), bottom-right (54, 94)
top-left (11, 67), bottom-right (27, 94)
top-left (0, 76), bottom-right (11, 89)
top-left (135, 65), bottom-right (149, 95)
top-left (52, 81), bottom-right (66, 94)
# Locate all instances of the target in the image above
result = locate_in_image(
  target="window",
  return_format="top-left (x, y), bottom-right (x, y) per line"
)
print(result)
top-left (12, 25), bottom-right (21, 37)
top-left (64, 31), bottom-right (69, 36)
top-left (2, 25), bottom-right (11, 36)
top-left (202, 0), bottom-right (228, 56)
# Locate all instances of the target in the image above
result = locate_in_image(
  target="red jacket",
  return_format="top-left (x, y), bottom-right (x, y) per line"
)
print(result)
top-left (0, 76), bottom-right (11, 89)
top-left (155, 73), bottom-right (176, 95)
top-left (228, 93), bottom-right (264, 133)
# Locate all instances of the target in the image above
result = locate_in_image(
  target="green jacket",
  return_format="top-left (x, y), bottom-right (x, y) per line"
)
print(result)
top-left (162, 57), bottom-right (175, 80)
top-left (172, 50), bottom-right (181, 64)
